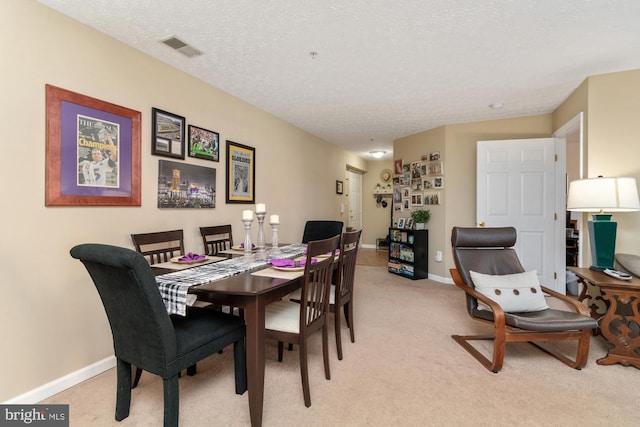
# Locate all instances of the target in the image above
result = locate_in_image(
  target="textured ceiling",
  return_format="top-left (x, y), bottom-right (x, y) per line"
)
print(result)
top-left (39, 0), bottom-right (640, 160)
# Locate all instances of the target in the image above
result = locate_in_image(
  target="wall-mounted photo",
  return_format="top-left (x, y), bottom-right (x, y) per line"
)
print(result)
top-left (427, 160), bottom-right (443, 176)
top-left (152, 108), bottom-right (185, 159)
top-left (434, 176), bottom-right (444, 189)
top-left (188, 125), bottom-right (219, 162)
top-left (45, 84), bottom-right (141, 206)
top-left (336, 180), bottom-right (344, 194)
top-left (157, 160), bottom-right (216, 208)
top-left (424, 191), bottom-right (441, 205)
top-left (226, 140), bottom-right (255, 203)
top-left (394, 159), bottom-right (403, 175)
top-left (411, 192), bottom-right (423, 206)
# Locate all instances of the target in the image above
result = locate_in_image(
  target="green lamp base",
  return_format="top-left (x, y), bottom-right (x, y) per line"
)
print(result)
top-left (588, 214), bottom-right (616, 271)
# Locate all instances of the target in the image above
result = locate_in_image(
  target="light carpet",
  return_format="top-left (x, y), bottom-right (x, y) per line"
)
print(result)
top-left (41, 265), bottom-right (636, 426)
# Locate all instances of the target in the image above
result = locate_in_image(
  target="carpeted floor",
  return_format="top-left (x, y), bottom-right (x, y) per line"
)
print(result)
top-left (41, 259), bottom-right (637, 426)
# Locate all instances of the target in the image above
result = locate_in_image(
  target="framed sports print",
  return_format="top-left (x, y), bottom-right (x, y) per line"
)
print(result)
top-left (226, 140), bottom-right (255, 203)
top-left (45, 84), bottom-right (141, 206)
top-left (152, 108), bottom-right (185, 159)
top-left (188, 125), bottom-right (219, 161)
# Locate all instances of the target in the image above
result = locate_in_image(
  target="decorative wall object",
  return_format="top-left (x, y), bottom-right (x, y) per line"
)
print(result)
top-left (157, 160), bottom-right (216, 208)
top-left (45, 84), bottom-right (141, 206)
top-left (226, 140), bottom-right (255, 203)
top-left (188, 125), bottom-right (219, 161)
top-left (152, 108), bottom-right (185, 159)
top-left (336, 180), bottom-right (344, 194)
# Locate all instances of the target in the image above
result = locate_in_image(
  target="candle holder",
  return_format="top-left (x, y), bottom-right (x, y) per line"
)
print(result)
top-left (242, 218), bottom-right (254, 256)
top-left (269, 221), bottom-right (281, 256)
top-left (255, 211), bottom-right (266, 250)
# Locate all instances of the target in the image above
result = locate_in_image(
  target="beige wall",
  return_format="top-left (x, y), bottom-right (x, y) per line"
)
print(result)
top-left (361, 160), bottom-right (394, 246)
top-left (394, 116), bottom-right (553, 279)
top-left (1, 0), bottom-right (368, 401)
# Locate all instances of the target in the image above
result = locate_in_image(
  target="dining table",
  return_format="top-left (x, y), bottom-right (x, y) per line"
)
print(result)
top-left (152, 244), bottom-right (308, 427)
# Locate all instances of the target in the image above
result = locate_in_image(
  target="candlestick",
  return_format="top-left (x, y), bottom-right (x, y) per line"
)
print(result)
top-left (256, 203), bottom-right (266, 213)
top-left (270, 214), bottom-right (279, 224)
top-left (242, 218), bottom-right (253, 255)
top-left (270, 221), bottom-right (279, 249)
top-left (255, 211), bottom-right (266, 250)
top-left (242, 209), bottom-right (253, 221)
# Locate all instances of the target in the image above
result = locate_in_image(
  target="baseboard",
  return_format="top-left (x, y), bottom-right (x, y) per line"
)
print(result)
top-left (361, 243), bottom-right (377, 249)
top-left (4, 356), bottom-right (116, 404)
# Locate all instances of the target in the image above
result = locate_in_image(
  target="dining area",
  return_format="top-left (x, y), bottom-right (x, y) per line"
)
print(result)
top-left (70, 218), bottom-right (360, 427)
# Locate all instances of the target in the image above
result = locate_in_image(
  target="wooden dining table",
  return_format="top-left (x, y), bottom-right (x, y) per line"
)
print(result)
top-left (153, 247), bottom-right (305, 427)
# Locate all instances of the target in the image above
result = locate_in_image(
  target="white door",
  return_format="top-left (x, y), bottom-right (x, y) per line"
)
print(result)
top-left (477, 138), bottom-right (565, 293)
top-left (347, 170), bottom-right (362, 230)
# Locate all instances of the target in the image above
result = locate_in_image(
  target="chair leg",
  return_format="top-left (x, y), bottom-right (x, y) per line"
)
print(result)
top-left (334, 306), bottom-right (344, 360)
top-left (322, 324), bottom-right (331, 380)
top-left (347, 302), bottom-right (355, 343)
top-left (299, 340), bottom-right (311, 407)
top-left (451, 334), bottom-right (505, 373)
top-left (115, 359), bottom-right (132, 421)
top-left (132, 367), bottom-right (143, 389)
top-left (233, 337), bottom-right (247, 394)
top-left (162, 376), bottom-right (179, 427)
top-left (186, 364), bottom-right (197, 376)
top-left (277, 341), bottom-right (284, 362)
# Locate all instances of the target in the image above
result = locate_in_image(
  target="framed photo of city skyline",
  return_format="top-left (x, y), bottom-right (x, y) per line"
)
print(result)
top-left (157, 159), bottom-right (216, 208)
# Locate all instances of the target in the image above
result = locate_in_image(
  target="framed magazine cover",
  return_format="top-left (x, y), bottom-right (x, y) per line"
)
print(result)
top-left (45, 84), bottom-right (141, 206)
top-left (225, 140), bottom-right (255, 203)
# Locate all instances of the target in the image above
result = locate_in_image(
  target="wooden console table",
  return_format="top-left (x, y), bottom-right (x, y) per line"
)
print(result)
top-left (568, 267), bottom-right (640, 369)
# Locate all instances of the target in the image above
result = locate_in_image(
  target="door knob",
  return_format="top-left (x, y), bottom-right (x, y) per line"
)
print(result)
top-left (478, 221), bottom-right (485, 227)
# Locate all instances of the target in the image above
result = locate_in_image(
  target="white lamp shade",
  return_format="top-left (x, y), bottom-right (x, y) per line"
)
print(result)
top-left (567, 177), bottom-right (640, 212)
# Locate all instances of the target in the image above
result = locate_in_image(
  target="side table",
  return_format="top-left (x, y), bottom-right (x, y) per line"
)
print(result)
top-left (568, 267), bottom-right (640, 369)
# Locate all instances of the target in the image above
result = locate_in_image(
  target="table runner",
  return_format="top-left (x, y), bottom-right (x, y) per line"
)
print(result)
top-left (156, 244), bottom-right (307, 315)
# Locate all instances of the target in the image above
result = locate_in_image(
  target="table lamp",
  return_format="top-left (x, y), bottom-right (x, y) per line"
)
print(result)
top-left (567, 176), bottom-right (640, 271)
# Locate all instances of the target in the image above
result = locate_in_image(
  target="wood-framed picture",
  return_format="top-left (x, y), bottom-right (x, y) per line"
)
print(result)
top-left (45, 84), bottom-right (141, 206)
top-left (157, 160), bottom-right (216, 208)
top-left (226, 140), bottom-right (255, 203)
top-left (188, 125), bottom-right (219, 162)
top-left (152, 108), bottom-right (185, 159)
top-left (336, 180), bottom-right (344, 194)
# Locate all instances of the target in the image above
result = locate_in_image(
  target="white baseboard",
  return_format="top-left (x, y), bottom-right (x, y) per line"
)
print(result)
top-left (4, 356), bottom-right (116, 404)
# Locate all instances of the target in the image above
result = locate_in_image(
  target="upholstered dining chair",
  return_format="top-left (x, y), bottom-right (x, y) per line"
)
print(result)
top-left (131, 229), bottom-right (185, 265)
top-left (301, 220), bottom-right (343, 245)
top-left (265, 234), bottom-right (340, 407)
top-left (70, 243), bottom-right (246, 427)
top-left (200, 225), bottom-right (233, 255)
top-left (450, 226), bottom-right (598, 373)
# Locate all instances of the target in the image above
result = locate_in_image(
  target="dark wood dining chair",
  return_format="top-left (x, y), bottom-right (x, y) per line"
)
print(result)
top-left (131, 229), bottom-right (185, 265)
top-left (199, 225), bottom-right (233, 255)
top-left (70, 243), bottom-right (246, 427)
top-left (450, 226), bottom-right (598, 372)
top-left (331, 229), bottom-right (361, 360)
top-left (265, 235), bottom-right (340, 407)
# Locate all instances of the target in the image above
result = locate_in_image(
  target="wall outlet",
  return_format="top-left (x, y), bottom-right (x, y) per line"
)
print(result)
top-left (435, 251), bottom-right (443, 262)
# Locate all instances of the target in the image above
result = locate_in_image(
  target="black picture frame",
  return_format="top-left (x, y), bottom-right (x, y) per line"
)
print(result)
top-left (188, 125), bottom-right (219, 162)
top-left (225, 140), bottom-right (255, 203)
top-left (151, 108), bottom-right (185, 159)
top-left (336, 180), bottom-right (344, 194)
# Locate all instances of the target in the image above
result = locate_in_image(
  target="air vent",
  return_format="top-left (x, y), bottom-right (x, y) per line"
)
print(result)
top-left (160, 36), bottom-right (203, 58)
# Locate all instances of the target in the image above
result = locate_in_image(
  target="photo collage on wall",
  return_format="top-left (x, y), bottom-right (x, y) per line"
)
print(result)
top-left (392, 151), bottom-right (443, 224)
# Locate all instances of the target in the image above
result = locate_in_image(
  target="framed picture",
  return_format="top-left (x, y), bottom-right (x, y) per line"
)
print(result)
top-left (152, 108), bottom-right (185, 159)
top-left (424, 192), bottom-right (441, 205)
top-left (336, 180), bottom-right (344, 194)
top-left (394, 159), bottom-right (403, 175)
top-left (406, 218), bottom-right (414, 229)
top-left (45, 84), bottom-right (141, 206)
top-left (188, 125), bottom-right (219, 162)
top-left (226, 140), bottom-right (255, 203)
top-left (397, 217), bottom-right (406, 229)
top-left (157, 160), bottom-right (216, 208)
top-left (411, 192), bottom-right (423, 206)
top-left (427, 160), bottom-right (444, 176)
top-left (434, 176), bottom-right (444, 189)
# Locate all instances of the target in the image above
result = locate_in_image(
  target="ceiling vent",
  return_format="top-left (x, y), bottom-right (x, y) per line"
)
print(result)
top-left (160, 36), bottom-right (203, 58)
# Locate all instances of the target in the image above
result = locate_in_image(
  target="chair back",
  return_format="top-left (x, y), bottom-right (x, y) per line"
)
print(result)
top-left (451, 227), bottom-right (524, 316)
top-left (301, 221), bottom-right (343, 245)
top-left (200, 225), bottom-right (233, 255)
top-left (70, 244), bottom-right (177, 374)
top-left (300, 235), bottom-right (340, 329)
top-left (335, 229), bottom-right (361, 304)
top-left (131, 229), bottom-right (184, 264)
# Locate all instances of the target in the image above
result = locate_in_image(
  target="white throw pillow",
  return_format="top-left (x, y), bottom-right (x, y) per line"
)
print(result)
top-left (469, 270), bottom-right (549, 313)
